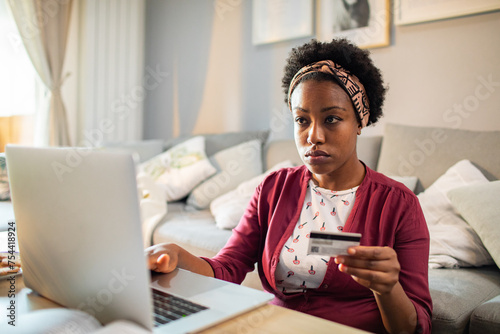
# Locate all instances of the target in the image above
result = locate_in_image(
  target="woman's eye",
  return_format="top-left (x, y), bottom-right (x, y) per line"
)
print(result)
top-left (295, 117), bottom-right (307, 125)
top-left (325, 116), bottom-right (339, 124)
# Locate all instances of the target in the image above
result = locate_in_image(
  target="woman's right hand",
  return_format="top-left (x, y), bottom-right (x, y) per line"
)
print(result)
top-left (145, 243), bottom-right (180, 273)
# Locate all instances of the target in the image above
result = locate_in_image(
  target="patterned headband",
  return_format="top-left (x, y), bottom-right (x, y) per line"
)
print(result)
top-left (287, 60), bottom-right (370, 128)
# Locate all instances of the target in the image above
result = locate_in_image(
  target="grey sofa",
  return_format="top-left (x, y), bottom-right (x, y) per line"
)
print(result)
top-left (149, 123), bottom-right (500, 333)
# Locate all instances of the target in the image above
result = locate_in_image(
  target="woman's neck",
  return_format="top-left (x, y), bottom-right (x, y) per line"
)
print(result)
top-left (311, 159), bottom-right (366, 191)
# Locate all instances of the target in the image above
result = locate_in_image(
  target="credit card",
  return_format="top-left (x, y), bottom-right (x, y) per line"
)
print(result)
top-left (307, 231), bottom-right (362, 256)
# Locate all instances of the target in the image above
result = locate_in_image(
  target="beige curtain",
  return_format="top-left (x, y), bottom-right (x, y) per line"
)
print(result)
top-left (7, 0), bottom-right (73, 146)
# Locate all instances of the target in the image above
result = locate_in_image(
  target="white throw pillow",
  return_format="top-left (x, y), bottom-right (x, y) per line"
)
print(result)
top-left (211, 160), bottom-right (295, 229)
top-left (187, 140), bottom-right (263, 209)
top-left (448, 181), bottom-right (500, 269)
top-left (137, 172), bottom-right (167, 247)
top-left (138, 136), bottom-right (217, 202)
top-left (417, 160), bottom-right (493, 268)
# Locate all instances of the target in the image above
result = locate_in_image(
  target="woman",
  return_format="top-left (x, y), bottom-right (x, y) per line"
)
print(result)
top-left (146, 39), bottom-right (432, 333)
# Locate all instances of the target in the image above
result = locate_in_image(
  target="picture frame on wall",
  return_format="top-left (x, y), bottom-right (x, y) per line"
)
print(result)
top-left (317, 0), bottom-right (390, 49)
top-left (394, 0), bottom-right (500, 25)
top-left (252, 0), bottom-right (314, 45)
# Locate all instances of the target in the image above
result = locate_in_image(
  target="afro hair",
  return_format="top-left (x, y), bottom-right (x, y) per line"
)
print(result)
top-left (282, 38), bottom-right (386, 126)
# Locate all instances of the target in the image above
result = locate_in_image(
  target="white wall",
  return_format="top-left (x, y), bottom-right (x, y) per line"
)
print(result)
top-left (365, 10), bottom-right (500, 136)
top-left (143, 1), bottom-right (500, 141)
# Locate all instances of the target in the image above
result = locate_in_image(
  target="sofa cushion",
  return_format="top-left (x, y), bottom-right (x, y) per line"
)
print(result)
top-left (448, 181), bottom-right (500, 269)
top-left (377, 124), bottom-right (500, 190)
top-left (186, 139), bottom-right (263, 209)
top-left (153, 202), bottom-right (232, 256)
top-left (139, 136), bottom-right (217, 201)
top-left (469, 295), bottom-right (500, 334)
top-left (417, 160), bottom-right (492, 268)
top-left (429, 266), bottom-right (500, 334)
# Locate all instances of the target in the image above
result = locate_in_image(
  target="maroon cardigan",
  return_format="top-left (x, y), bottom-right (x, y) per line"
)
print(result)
top-left (203, 165), bottom-right (432, 333)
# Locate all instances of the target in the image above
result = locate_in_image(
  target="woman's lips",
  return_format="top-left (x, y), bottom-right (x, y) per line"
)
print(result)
top-left (306, 150), bottom-right (328, 157)
top-left (305, 150), bottom-right (330, 163)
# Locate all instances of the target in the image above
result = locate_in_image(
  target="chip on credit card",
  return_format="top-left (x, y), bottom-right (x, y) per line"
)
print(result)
top-left (307, 231), bottom-right (362, 256)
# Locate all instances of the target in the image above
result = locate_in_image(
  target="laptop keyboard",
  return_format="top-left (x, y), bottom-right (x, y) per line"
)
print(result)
top-left (152, 288), bottom-right (208, 327)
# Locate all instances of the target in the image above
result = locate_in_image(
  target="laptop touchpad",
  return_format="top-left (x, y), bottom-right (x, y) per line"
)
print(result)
top-left (151, 269), bottom-right (228, 298)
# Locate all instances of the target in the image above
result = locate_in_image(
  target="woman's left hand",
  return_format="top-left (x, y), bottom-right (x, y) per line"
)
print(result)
top-left (335, 246), bottom-right (400, 296)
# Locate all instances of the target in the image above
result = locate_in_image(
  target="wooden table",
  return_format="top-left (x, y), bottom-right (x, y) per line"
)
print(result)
top-left (1, 276), bottom-right (369, 333)
top-left (200, 302), bottom-right (369, 334)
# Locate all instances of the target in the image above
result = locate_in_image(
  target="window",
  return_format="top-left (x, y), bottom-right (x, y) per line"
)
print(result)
top-left (0, 0), bottom-right (42, 151)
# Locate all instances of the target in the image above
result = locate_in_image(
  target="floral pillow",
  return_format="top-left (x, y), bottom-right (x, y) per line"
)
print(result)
top-left (0, 153), bottom-right (10, 201)
top-left (138, 136), bottom-right (217, 202)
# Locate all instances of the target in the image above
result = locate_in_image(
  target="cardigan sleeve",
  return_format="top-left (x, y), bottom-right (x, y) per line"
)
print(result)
top-left (392, 191), bottom-right (433, 334)
top-left (201, 181), bottom-right (265, 284)
top-left (353, 169), bottom-right (433, 333)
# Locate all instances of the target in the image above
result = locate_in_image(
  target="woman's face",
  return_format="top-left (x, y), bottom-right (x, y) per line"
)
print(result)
top-left (291, 79), bottom-right (361, 189)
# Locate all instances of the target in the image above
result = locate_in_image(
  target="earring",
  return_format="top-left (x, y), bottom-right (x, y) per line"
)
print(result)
top-left (357, 128), bottom-right (362, 135)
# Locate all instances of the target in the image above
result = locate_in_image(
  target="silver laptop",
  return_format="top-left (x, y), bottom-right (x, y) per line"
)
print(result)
top-left (6, 145), bottom-right (273, 333)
